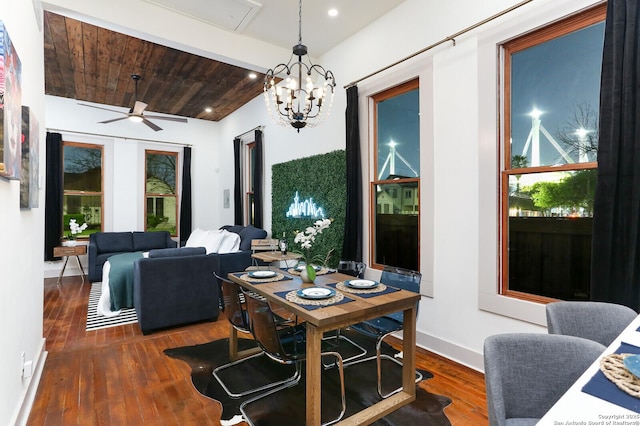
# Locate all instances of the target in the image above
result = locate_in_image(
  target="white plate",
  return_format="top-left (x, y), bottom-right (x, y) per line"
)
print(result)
top-left (248, 270), bottom-right (277, 278)
top-left (345, 279), bottom-right (378, 289)
top-left (297, 287), bottom-right (336, 299)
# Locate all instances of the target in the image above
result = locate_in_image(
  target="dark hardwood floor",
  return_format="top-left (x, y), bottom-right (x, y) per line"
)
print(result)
top-left (28, 276), bottom-right (488, 425)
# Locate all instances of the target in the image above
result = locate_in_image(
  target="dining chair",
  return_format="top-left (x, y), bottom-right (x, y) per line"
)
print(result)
top-left (546, 301), bottom-right (637, 346)
top-left (484, 333), bottom-right (605, 426)
top-left (337, 260), bottom-right (366, 278)
top-left (240, 290), bottom-right (347, 426)
top-left (212, 273), bottom-right (297, 398)
top-left (345, 265), bottom-right (423, 399)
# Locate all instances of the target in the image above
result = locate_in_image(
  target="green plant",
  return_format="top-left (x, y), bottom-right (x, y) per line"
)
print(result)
top-left (271, 150), bottom-right (346, 268)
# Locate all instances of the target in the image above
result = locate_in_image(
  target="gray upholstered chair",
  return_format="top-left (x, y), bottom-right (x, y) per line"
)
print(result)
top-left (546, 301), bottom-right (637, 346)
top-left (483, 333), bottom-right (605, 426)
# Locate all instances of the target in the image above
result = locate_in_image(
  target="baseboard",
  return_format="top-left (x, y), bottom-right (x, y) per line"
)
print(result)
top-left (11, 338), bottom-right (47, 426)
top-left (416, 330), bottom-right (484, 373)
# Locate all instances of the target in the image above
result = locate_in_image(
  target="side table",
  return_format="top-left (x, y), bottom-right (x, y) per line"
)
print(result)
top-left (53, 244), bottom-right (87, 285)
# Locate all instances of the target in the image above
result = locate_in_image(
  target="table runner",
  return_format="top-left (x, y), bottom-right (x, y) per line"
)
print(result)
top-left (582, 341), bottom-right (640, 413)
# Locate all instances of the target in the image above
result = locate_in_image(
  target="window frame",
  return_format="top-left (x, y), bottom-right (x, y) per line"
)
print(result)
top-left (144, 149), bottom-right (179, 236)
top-left (62, 141), bottom-right (104, 239)
top-left (370, 78), bottom-right (421, 272)
top-left (499, 3), bottom-right (605, 303)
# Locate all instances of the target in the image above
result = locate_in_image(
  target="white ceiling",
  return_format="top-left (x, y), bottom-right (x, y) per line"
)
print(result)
top-left (144, 0), bottom-right (406, 56)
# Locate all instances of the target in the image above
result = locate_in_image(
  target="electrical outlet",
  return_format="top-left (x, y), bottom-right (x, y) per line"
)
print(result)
top-left (21, 352), bottom-right (33, 379)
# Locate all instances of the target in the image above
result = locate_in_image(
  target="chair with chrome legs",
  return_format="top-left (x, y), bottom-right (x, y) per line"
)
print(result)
top-left (346, 265), bottom-right (423, 399)
top-left (212, 273), bottom-right (297, 398)
top-left (240, 290), bottom-right (347, 426)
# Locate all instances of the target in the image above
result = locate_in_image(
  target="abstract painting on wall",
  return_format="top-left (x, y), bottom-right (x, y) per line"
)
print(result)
top-left (21, 106), bottom-right (39, 208)
top-left (0, 20), bottom-right (22, 180)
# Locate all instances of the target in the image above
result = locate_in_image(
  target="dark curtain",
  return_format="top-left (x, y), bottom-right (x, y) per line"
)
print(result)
top-left (342, 85), bottom-right (363, 262)
top-left (253, 130), bottom-right (264, 229)
top-left (233, 138), bottom-right (243, 225)
top-left (590, 0), bottom-right (640, 311)
top-left (44, 132), bottom-right (63, 261)
top-left (179, 147), bottom-right (192, 246)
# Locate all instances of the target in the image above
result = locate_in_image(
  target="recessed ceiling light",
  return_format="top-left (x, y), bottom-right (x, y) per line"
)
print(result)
top-left (248, 72), bottom-right (257, 79)
top-left (328, 8), bottom-right (338, 17)
top-left (205, 107), bottom-right (213, 113)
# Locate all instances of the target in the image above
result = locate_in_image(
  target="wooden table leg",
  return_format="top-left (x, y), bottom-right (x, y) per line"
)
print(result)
top-left (306, 324), bottom-right (323, 426)
top-left (402, 303), bottom-right (417, 400)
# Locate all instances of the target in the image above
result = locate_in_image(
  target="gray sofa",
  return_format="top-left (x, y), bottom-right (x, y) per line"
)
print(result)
top-left (133, 247), bottom-right (219, 334)
top-left (91, 225), bottom-right (267, 334)
top-left (88, 231), bottom-right (177, 282)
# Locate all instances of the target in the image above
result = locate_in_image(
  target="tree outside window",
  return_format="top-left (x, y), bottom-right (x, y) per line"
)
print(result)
top-left (63, 142), bottom-right (103, 239)
top-left (145, 150), bottom-right (178, 235)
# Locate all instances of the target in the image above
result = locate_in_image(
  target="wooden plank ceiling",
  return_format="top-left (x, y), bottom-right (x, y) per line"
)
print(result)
top-left (43, 11), bottom-right (266, 122)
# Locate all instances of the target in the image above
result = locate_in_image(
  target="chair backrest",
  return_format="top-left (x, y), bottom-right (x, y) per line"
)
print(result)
top-left (379, 266), bottom-right (421, 322)
top-left (380, 266), bottom-right (421, 293)
top-left (338, 260), bottom-right (366, 278)
top-left (546, 301), bottom-right (637, 347)
top-left (214, 272), bottom-right (249, 332)
top-left (483, 333), bottom-right (605, 426)
top-left (244, 291), bottom-right (299, 363)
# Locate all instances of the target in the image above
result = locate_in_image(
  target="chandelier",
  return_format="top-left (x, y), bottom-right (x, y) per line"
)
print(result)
top-left (263, 0), bottom-right (336, 132)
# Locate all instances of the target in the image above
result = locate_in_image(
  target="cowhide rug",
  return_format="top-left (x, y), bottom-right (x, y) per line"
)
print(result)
top-left (164, 329), bottom-right (452, 425)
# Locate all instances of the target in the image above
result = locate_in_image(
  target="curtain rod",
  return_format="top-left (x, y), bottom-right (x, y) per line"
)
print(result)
top-left (235, 125), bottom-right (265, 140)
top-left (344, 0), bottom-right (534, 89)
top-left (46, 128), bottom-right (192, 147)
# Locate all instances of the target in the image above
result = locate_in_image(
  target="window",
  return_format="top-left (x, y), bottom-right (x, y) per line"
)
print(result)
top-left (145, 150), bottom-right (178, 235)
top-left (501, 4), bottom-right (605, 302)
top-left (371, 79), bottom-right (420, 271)
top-left (63, 142), bottom-right (103, 238)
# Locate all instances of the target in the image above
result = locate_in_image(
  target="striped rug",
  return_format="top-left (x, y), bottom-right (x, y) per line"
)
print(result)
top-left (86, 282), bottom-right (138, 331)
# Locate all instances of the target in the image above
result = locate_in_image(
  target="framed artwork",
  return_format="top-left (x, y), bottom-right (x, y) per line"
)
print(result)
top-left (0, 20), bottom-right (22, 180)
top-left (21, 106), bottom-right (39, 208)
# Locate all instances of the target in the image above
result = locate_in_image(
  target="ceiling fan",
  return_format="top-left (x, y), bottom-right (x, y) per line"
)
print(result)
top-left (79, 74), bottom-right (188, 131)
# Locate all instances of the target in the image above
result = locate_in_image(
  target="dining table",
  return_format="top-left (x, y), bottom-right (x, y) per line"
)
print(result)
top-left (228, 267), bottom-right (421, 426)
top-left (538, 312), bottom-right (640, 425)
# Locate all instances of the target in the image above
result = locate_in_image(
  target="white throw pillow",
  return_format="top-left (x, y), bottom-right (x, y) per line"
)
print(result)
top-left (185, 228), bottom-right (207, 248)
top-left (218, 230), bottom-right (241, 254)
top-left (201, 229), bottom-right (224, 254)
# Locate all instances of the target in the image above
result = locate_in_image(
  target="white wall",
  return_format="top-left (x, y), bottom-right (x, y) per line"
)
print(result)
top-left (0, 0), bottom-right (47, 424)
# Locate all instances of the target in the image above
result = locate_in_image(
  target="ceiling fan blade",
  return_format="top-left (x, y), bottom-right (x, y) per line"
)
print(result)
top-left (132, 101), bottom-right (147, 115)
top-left (142, 118), bottom-right (162, 131)
top-left (143, 115), bottom-right (188, 123)
top-left (99, 117), bottom-right (129, 124)
top-left (78, 103), bottom-right (127, 115)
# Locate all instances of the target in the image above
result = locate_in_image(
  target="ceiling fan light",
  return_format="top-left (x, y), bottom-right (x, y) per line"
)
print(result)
top-left (129, 115), bottom-right (143, 123)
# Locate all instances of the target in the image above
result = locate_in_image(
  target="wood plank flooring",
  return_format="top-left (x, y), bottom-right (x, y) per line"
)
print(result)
top-left (28, 276), bottom-right (488, 425)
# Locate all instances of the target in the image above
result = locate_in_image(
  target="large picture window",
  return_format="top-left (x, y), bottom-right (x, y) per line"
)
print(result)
top-left (145, 150), bottom-right (178, 235)
top-left (63, 142), bottom-right (103, 239)
top-left (371, 79), bottom-right (420, 271)
top-left (501, 4), bottom-right (605, 302)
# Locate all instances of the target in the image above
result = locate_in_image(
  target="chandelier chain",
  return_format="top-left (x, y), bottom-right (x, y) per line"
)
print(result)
top-left (298, 0), bottom-right (302, 46)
